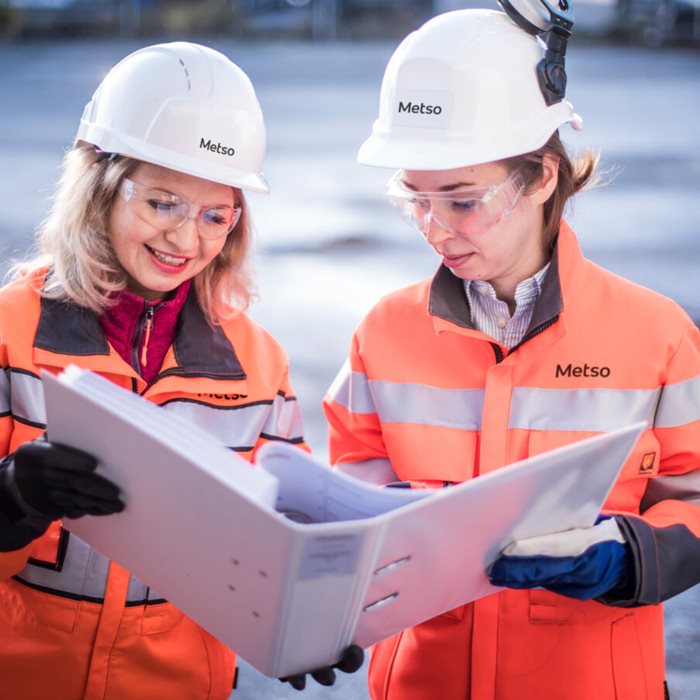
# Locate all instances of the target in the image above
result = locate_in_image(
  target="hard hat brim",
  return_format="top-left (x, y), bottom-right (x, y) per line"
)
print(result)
top-left (357, 109), bottom-right (583, 170)
top-left (78, 122), bottom-right (270, 193)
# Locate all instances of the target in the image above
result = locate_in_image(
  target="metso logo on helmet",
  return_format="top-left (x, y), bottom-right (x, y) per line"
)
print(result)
top-left (76, 42), bottom-right (269, 193)
top-left (200, 138), bottom-right (236, 157)
top-left (398, 102), bottom-right (442, 115)
top-left (393, 89), bottom-right (453, 129)
top-left (357, 9), bottom-right (582, 171)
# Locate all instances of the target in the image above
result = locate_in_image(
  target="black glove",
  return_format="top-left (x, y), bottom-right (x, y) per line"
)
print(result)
top-left (279, 645), bottom-right (364, 691)
top-left (0, 439), bottom-right (125, 522)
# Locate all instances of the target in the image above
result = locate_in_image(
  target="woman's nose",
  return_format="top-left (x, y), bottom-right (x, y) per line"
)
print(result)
top-left (165, 215), bottom-right (199, 250)
top-left (423, 216), bottom-right (455, 246)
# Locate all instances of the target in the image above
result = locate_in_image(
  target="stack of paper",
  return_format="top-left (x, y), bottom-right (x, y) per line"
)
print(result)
top-left (43, 366), bottom-right (645, 678)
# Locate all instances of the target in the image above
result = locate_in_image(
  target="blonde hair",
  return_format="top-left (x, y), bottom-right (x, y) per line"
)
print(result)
top-left (501, 131), bottom-right (602, 250)
top-left (16, 144), bottom-right (255, 324)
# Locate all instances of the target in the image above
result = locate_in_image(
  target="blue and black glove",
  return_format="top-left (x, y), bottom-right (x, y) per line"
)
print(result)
top-left (0, 439), bottom-right (124, 551)
top-left (488, 516), bottom-right (632, 600)
top-left (279, 644), bottom-right (364, 691)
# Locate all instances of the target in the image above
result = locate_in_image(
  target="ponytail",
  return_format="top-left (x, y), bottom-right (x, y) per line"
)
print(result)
top-left (502, 132), bottom-right (604, 249)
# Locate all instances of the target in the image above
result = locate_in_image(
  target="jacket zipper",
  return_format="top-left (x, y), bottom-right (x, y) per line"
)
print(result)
top-left (511, 316), bottom-right (558, 354)
top-left (131, 304), bottom-right (155, 376)
top-left (140, 307), bottom-right (154, 369)
top-left (490, 342), bottom-right (504, 364)
top-left (490, 315), bottom-right (559, 364)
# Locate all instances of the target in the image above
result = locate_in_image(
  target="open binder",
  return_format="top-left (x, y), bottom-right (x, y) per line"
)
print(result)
top-left (43, 366), bottom-right (645, 678)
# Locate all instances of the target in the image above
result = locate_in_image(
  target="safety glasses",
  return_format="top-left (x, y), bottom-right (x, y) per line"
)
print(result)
top-left (117, 178), bottom-right (242, 240)
top-left (386, 169), bottom-right (525, 236)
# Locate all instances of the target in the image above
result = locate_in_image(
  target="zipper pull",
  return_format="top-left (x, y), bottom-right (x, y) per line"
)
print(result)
top-left (141, 306), bottom-right (155, 368)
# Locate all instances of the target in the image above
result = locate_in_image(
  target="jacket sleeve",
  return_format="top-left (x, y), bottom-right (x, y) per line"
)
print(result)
top-left (0, 367), bottom-right (35, 577)
top-left (606, 322), bottom-right (700, 606)
top-left (252, 366), bottom-right (309, 456)
top-left (323, 333), bottom-right (389, 466)
top-left (0, 364), bottom-right (12, 459)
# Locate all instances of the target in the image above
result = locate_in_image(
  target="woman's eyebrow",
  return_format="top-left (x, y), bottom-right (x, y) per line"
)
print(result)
top-left (400, 179), bottom-right (479, 192)
top-left (142, 182), bottom-right (235, 208)
top-left (139, 182), bottom-right (179, 197)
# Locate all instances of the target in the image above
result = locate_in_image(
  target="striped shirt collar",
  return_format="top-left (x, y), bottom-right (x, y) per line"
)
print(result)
top-left (463, 263), bottom-right (551, 348)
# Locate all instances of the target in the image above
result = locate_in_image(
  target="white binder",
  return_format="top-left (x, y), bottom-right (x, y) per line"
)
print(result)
top-left (43, 366), bottom-right (645, 678)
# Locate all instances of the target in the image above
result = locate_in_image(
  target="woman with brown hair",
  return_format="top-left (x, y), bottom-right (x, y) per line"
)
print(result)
top-left (323, 5), bottom-right (700, 699)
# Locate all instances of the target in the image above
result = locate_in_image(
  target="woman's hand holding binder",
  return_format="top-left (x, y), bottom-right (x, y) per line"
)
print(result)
top-left (279, 644), bottom-right (365, 691)
top-left (1, 438), bottom-right (125, 522)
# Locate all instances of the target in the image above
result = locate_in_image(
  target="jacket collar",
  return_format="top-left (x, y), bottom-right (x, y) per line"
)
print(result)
top-left (428, 222), bottom-right (577, 337)
top-left (34, 285), bottom-right (246, 379)
top-left (171, 290), bottom-right (246, 379)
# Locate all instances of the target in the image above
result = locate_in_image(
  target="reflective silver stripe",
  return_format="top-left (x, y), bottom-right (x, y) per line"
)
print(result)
top-left (0, 369), bottom-right (10, 414)
top-left (261, 394), bottom-right (304, 441)
top-left (163, 399), bottom-right (291, 449)
top-left (509, 387), bottom-right (659, 432)
top-left (641, 470), bottom-right (700, 511)
top-left (327, 361), bottom-right (376, 414)
top-left (654, 375), bottom-right (700, 428)
top-left (329, 363), bottom-right (484, 429)
top-left (127, 576), bottom-right (164, 603)
top-left (17, 532), bottom-right (155, 603)
top-left (328, 363), bottom-right (485, 429)
top-left (10, 370), bottom-right (46, 426)
top-left (18, 534), bottom-right (109, 599)
top-left (332, 369), bottom-right (668, 433)
top-left (371, 381), bottom-right (484, 429)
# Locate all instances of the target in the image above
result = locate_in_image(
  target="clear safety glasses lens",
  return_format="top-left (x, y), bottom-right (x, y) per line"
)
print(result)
top-left (386, 170), bottom-right (525, 236)
top-left (118, 179), bottom-right (242, 240)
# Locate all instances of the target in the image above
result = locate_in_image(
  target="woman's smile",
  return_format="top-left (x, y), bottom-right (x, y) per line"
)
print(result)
top-left (145, 244), bottom-right (191, 271)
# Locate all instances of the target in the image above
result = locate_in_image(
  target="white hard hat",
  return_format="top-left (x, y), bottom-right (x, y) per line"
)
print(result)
top-left (77, 42), bottom-right (269, 193)
top-left (358, 9), bottom-right (583, 170)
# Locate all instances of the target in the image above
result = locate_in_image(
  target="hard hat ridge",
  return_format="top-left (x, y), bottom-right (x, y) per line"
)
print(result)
top-left (77, 42), bottom-right (269, 193)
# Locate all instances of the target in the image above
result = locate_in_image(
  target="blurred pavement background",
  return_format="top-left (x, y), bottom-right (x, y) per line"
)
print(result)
top-left (0, 1), bottom-right (698, 697)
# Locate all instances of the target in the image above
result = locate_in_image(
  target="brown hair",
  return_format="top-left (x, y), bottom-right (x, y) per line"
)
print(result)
top-left (501, 131), bottom-right (602, 249)
top-left (15, 144), bottom-right (255, 324)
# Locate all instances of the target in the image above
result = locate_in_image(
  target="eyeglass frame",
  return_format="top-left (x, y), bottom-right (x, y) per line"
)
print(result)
top-left (116, 177), bottom-right (242, 240)
top-left (385, 169), bottom-right (526, 236)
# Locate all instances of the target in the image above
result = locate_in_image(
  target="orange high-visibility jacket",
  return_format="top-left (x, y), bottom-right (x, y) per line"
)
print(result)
top-left (0, 272), bottom-right (306, 700)
top-left (323, 222), bottom-right (700, 700)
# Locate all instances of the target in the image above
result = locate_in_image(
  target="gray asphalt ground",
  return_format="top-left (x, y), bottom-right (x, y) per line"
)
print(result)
top-left (0, 21), bottom-right (698, 700)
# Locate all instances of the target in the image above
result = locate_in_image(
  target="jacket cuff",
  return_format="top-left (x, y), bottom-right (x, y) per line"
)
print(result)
top-left (0, 508), bottom-right (51, 552)
top-left (596, 515), bottom-right (659, 607)
top-left (0, 456), bottom-right (51, 551)
top-left (0, 540), bottom-right (34, 578)
top-left (0, 456), bottom-right (30, 522)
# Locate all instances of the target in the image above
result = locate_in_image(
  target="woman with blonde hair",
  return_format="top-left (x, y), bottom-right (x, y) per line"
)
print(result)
top-left (0, 42), bottom-right (307, 699)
